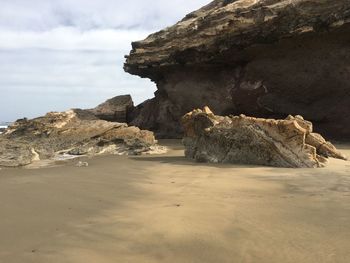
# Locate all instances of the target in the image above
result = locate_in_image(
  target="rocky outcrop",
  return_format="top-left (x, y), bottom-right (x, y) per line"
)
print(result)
top-left (125, 0), bottom-right (350, 139)
top-left (181, 107), bottom-right (347, 168)
top-left (87, 95), bottom-right (134, 123)
top-left (0, 109), bottom-right (163, 167)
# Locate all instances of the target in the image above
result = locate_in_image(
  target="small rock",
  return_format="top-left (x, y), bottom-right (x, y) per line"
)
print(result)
top-left (76, 161), bottom-right (89, 167)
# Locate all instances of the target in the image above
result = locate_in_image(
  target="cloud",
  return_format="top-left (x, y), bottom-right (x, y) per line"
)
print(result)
top-left (0, 47), bottom-right (156, 120)
top-left (0, 0), bottom-right (210, 31)
top-left (0, 0), bottom-right (210, 121)
top-left (0, 27), bottom-right (151, 50)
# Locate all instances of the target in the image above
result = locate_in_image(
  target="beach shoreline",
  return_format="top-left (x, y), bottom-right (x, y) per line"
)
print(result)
top-left (0, 140), bottom-right (349, 263)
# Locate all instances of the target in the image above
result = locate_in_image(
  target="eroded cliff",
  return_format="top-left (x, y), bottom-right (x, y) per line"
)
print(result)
top-left (125, 0), bottom-right (350, 139)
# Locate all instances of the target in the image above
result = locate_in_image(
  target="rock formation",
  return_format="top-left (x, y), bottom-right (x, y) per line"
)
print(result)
top-left (181, 107), bottom-right (347, 168)
top-left (125, 0), bottom-right (350, 139)
top-left (0, 109), bottom-right (163, 167)
top-left (87, 95), bottom-right (134, 123)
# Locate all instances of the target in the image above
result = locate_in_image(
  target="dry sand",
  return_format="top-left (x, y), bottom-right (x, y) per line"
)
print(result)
top-left (0, 140), bottom-right (349, 263)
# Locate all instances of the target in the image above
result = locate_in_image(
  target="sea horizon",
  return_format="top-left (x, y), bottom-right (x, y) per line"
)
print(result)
top-left (0, 121), bottom-right (12, 126)
top-left (0, 121), bottom-right (12, 131)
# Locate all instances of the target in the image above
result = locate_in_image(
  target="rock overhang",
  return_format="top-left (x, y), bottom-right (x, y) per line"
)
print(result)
top-left (123, 0), bottom-right (350, 140)
top-left (124, 0), bottom-right (350, 80)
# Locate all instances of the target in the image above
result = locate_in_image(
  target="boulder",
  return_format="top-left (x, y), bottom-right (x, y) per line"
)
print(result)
top-left (87, 95), bottom-right (134, 123)
top-left (125, 0), bottom-right (350, 140)
top-left (0, 139), bottom-right (37, 167)
top-left (181, 107), bottom-right (347, 168)
top-left (0, 109), bottom-right (162, 167)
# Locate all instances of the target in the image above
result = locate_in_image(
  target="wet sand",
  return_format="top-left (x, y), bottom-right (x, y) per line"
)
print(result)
top-left (0, 140), bottom-right (350, 263)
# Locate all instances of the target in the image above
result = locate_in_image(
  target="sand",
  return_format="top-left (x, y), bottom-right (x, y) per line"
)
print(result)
top-left (0, 140), bottom-right (349, 263)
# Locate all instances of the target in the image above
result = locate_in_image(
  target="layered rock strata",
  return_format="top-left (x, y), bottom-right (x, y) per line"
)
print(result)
top-left (181, 107), bottom-right (347, 168)
top-left (125, 0), bottom-right (350, 139)
top-left (0, 109), bottom-right (162, 167)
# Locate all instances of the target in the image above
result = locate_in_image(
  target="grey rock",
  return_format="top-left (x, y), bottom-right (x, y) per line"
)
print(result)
top-left (76, 161), bottom-right (89, 167)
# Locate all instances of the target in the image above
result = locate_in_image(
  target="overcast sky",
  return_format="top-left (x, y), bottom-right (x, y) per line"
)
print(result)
top-left (0, 0), bottom-right (209, 121)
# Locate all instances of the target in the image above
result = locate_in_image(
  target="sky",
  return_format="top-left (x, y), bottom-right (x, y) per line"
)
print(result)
top-left (0, 0), bottom-right (210, 121)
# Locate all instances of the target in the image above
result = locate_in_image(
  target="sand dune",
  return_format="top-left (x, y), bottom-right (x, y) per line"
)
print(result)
top-left (0, 140), bottom-right (349, 263)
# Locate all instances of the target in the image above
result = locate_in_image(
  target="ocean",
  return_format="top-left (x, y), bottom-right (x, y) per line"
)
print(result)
top-left (0, 122), bottom-right (11, 134)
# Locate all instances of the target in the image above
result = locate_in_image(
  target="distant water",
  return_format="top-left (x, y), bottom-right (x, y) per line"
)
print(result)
top-left (0, 122), bottom-right (11, 134)
top-left (0, 121), bottom-right (11, 126)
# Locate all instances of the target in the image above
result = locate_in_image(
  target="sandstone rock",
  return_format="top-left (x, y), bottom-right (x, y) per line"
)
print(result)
top-left (87, 95), bottom-right (134, 123)
top-left (125, 0), bottom-right (350, 140)
top-left (181, 107), bottom-right (347, 168)
top-left (0, 109), bottom-right (161, 167)
top-left (0, 139), bottom-right (35, 167)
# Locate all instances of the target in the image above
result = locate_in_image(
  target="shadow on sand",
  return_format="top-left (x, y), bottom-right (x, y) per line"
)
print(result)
top-left (130, 155), bottom-right (265, 169)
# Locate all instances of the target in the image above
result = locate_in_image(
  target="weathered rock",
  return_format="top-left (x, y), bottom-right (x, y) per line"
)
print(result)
top-left (125, 0), bottom-right (350, 140)
top-left (0, 109), bottom-right (162, 167)
top-left (129, 96), bottom-right (183, 139)
top-left (181, 107), bottom-right (347, 168)
top-left (87, 95), bottom-right (134, 123)
top-left (0, 139), bottom-right (37, 167)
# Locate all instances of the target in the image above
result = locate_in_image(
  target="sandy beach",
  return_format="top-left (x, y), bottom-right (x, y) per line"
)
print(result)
top-left (0, 140), bottom-right (349, 263)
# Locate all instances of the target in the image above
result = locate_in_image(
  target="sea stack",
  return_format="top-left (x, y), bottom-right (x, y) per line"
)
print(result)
top-left (124, 0), bottom-right (350, 139)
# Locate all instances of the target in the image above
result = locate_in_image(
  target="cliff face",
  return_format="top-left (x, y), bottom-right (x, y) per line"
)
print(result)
top-left (125, 0), bottom-right (350, 139)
